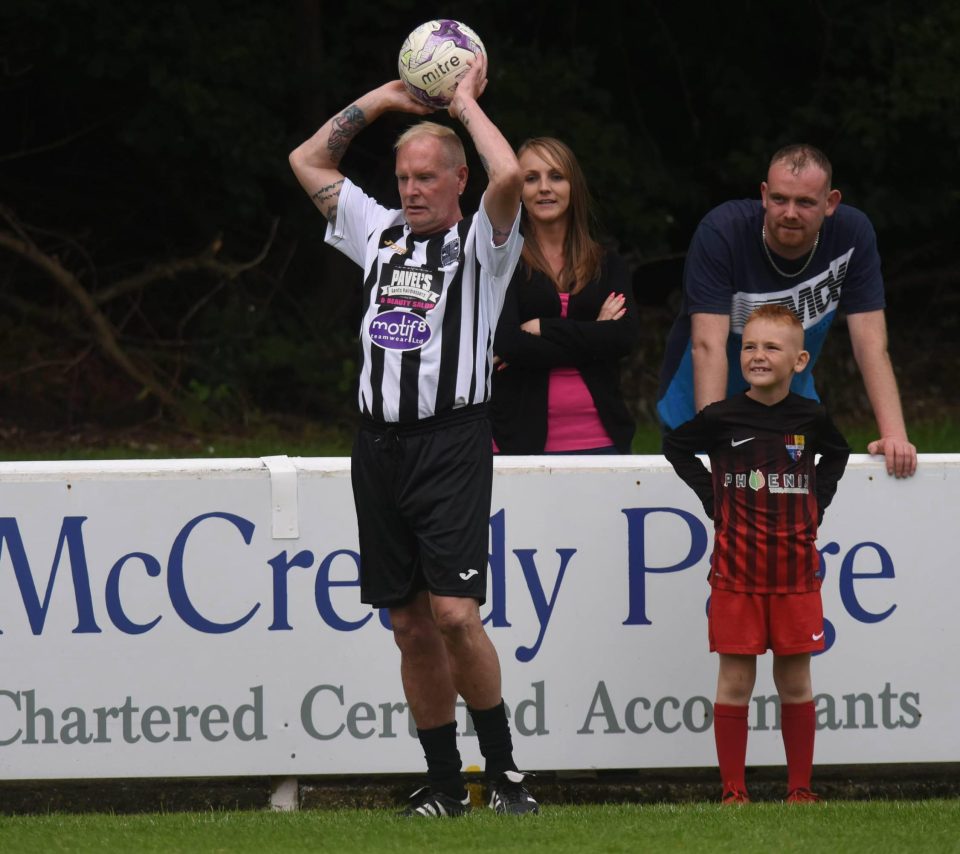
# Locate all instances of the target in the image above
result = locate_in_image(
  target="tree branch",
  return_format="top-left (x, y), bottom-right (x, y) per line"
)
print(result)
top-left (95, 218), bottom-right (279, 304)
top-left (0, 227), bottom-right (180, 409)
top-left (0, 121), bottom-right (106, 164)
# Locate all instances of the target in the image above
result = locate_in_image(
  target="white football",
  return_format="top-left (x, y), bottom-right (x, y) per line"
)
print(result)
top-left (398, 19), bottom-right (486, 108)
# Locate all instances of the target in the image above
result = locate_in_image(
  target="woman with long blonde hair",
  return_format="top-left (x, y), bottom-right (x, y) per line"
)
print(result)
top-left (491, 137), bottom-right (638, 453)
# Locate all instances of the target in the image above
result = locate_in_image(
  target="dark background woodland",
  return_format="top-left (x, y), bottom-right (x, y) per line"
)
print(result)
top-left (1, 0), bottom-right (957, 443)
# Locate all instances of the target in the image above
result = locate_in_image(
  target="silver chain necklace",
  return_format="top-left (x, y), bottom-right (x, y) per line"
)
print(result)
top-left (761, 225), bottom-right (820, 278)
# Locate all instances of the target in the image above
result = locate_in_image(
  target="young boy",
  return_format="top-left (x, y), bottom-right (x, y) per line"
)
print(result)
top-left (662, 304), bottom-right (850, 804)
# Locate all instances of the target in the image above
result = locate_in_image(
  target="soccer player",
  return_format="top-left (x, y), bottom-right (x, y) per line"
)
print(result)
top-left (662, 304), bottom-right (850, 804)
top-left (657, 144), bottom-right (916, 479)
top-left (288, 57), bottom-right (538, 817)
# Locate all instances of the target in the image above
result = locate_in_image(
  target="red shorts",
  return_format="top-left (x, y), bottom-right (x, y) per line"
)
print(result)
top-left (708, 588), bottom-right (825, 655)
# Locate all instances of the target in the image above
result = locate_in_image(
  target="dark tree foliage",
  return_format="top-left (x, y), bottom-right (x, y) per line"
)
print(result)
top-left (1, 0), bottom-right (957, 430)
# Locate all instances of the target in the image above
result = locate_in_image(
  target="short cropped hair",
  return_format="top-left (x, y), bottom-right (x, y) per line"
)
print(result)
top-left (394, 121), bottom-right (466, 169)
top-left (769, 143), bottom-right (833, 188)
top-left (745, 303), bottom-right (804, 336)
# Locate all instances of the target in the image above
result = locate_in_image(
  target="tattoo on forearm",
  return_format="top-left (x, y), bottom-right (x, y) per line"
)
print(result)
top-left (312, 179), bottom-right (344, 223)
top-left (492, 225), bottom-right (511, 240)
top-left (313, 179), bottom-right (343, 205)
top-left (458, 106), bottom-right (470, 127)
top-left (327, 105), bottom-right (367, 164)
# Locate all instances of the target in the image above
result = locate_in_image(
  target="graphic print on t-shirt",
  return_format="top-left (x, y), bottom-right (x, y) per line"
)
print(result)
top-left (369, 253), bottom-right (446, 352)
top-left (375, 263), bottom-right (443, 311)
top-left (367, 309), bottom-right (432, 352)
top-left (730, 249), bottom-right (853, 333)
top-left (440, 237), bottom-right (460, 267)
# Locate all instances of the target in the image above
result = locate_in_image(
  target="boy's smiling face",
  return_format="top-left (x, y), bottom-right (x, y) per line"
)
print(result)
top-left (741, 316), bottom-right (810, 402)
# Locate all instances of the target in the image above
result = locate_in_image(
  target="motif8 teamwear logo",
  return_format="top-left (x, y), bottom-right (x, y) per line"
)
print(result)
top-left (368, 310), bottom-right (431, 351)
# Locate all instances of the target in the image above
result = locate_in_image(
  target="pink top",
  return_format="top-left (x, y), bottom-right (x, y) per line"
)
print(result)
top-left (543, 294), bottom-right (613, 452)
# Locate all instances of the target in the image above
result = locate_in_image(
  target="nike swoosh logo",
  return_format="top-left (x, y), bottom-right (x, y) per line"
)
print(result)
top-left (811, 631), bottom-right (825, 641)
top-left (731, 437), bottom-right (755, 447)
top-left (459, 569), bottom-right (479, 580)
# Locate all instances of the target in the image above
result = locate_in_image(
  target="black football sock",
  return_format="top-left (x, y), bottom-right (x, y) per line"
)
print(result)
top-left (416, 721), bottom-right (466, 799)
top-left (468, 700), bottom-right (519, 779)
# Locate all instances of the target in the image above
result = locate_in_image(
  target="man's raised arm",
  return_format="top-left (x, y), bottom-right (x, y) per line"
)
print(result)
top-left (288, 82), bottom-right (431, 225)
top-left (447, 54), bottom-right (522, 245)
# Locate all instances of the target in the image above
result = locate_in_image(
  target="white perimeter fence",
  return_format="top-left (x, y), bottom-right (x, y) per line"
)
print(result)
top-left (1, 454), bottom-right (957, 782)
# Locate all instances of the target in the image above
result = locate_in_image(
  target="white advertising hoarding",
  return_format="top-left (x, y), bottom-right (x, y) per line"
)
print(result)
top-left (0, 454), bottom-right (957, 780)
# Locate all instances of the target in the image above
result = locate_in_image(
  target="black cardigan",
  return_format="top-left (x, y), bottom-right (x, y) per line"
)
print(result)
top-left (491, 250), bottom-right (639, 453)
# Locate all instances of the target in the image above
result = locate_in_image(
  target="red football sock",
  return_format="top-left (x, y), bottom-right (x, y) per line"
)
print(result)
top-left (781, 700), bottom-right (816, 792)
top-left (713, 703), bottom-right (749, 791)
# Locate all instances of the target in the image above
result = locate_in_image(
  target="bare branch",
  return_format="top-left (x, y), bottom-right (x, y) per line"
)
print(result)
top-left (0, 121), bottom-right (107, 164)
top-left (177, 279), bottom-right (229, 338)
top-left (0, 205), bottom-right (279, 417)
top-left (0, 203), bottom-right (34, 244)
top-left (0, 227), bottom-right (180, 409)
top-left (0, 348), bottom-right (93, 385)
top-left (95, 218), bottom-right (280, 304)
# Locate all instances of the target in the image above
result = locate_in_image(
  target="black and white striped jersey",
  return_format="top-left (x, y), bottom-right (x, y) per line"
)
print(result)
top-left (326, 178), bottom-right (523, 423)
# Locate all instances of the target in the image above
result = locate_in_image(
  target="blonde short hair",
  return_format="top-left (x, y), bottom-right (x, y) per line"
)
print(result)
top-left (394, 121), bottom-right (466, 169)
top-left (744, 304), bottom-right (805, 343)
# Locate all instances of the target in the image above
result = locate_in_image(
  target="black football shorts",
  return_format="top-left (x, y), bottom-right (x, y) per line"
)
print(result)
top-left (351, 405), bottom-right (493, 608)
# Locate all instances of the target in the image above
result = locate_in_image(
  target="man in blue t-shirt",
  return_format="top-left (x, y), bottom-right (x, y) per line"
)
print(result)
top-left (657, 144), bottom-right (916, 478)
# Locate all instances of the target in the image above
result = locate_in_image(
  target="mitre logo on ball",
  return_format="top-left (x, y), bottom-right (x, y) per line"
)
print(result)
top-left (398, 19), bottom-right (486, 109)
